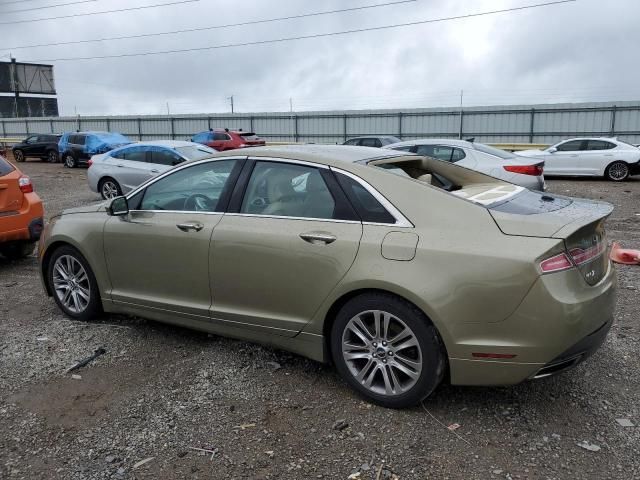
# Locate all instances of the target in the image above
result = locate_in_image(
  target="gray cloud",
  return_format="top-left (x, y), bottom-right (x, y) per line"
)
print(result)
top-left (2, 0), bottom-right (638, 115)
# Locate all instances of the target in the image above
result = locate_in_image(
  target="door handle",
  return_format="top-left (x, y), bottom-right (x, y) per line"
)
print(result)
top-left (299, 232), bottom-right (336, 245)
top-left (176, 222), bottom-right (204, 232)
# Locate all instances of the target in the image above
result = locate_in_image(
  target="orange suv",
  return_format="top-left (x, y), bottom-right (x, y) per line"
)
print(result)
top-left (0, 155), bottom-right (44, 259)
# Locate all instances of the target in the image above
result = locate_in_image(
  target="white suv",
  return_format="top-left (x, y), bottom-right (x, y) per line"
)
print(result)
top-left (519, 137), bottom-right (640, 181)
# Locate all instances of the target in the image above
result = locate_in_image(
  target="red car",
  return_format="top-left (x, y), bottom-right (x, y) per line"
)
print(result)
top-left (190, 128), bottom-right (265, 151)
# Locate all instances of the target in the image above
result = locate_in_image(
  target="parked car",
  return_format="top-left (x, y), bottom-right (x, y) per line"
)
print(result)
top-left (39, 145), bottom-right (615, 408)
top-left (384, 139), bottom-right (545, 190)
top-left (518, 137), bottom-right (640, 181)
top-left (191, 128), bottom-right (265, 151)
top-left (0, 154), bottom-right (44, 259)
top-left (12, 134), bottom-right (62, 163)
top-left (88, 141), bottom-right (217, 199)
top-left (59, 131), bottom-right (132, 168)
top-left (343, 136), bottom-right (401, 147)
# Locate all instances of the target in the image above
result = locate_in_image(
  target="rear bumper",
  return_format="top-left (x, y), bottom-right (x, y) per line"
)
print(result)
top-left (448, 260), bottom-right (616, 386)
top-left (0, 193), bottom-right (44, 243)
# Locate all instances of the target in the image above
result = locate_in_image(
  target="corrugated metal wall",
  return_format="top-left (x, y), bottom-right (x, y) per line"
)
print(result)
top-left (2, 101), bottom-right (639, 145)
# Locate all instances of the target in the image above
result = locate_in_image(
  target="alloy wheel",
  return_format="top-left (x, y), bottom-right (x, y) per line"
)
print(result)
top-left (101, 180), bottom-right (119, 199)
top-left (65, 155), bottom-right (75, 168)
top-left (48, 151), bottom-right (59, 163)
top-left (14, 150), bottom-right (24, 162)
top-left (341, 310), bottom-right (422, 396)
top-left (52, 255), bottom-right (91, 314)
top-left (608, 162), bottom-right (629, 181)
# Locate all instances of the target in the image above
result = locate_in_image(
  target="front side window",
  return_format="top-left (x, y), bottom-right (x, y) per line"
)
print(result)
top-left (25, 136), bottom-right (38, 144)
top-left (241, 161), bottom-right (336, 219)
top-left (192, 132), bottom-right (210, 143)
top-left (555, 140), bottom-right (585, 152)
top-left (139, 160), bottom-right (237, 212)
top-left (123, 146), bottom-right (148, 163)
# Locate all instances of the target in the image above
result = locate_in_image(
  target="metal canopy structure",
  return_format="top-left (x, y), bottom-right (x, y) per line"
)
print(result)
top-left (0, 59), bottom-right (58, 118)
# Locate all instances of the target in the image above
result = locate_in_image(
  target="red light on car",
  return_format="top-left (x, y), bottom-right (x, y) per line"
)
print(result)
top-left (18, 176), bottom-right (33, 193)
top-left (540, 252), bottom-right (573, 273)
top-left (472, 353), bottom-right (517, 359)
top-left (87, 159), bottom-right (93, 167)
top-left (503, 164), bottom-right (544, 176)
top-left (569, 243), bottom-right (605, 266)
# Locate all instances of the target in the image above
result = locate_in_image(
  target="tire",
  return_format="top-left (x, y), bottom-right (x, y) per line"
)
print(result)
top-left (330, 292), bottom-right (446, 408)
top-left (64, 153), bottom-right (77, 168)
top-left (47, 150), bottom-right (59, 163)
top-left (605, 161), bottom-right (630, 181)
top-left (99, 177), bottom-right (122, 200)
top-left (13, 150), bottom-right (24, 162)
top-left (47, 245), bottom-right (102, 321)
top-left (0, 241), bottom-right (35, 260)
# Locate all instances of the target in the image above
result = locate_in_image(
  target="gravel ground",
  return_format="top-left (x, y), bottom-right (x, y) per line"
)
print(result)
top-left (1, 157), bottom-right (639, 480)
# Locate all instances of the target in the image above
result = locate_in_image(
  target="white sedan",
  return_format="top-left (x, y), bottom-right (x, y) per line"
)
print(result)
top-left (519, 137), bottom-right (640, 181)
top-left (383, 138), bottom-right (545, 190)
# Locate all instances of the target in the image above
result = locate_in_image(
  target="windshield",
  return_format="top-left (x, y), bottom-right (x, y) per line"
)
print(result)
top-left (473, 143), bottom-right (517, 159)
top-left (176, 145), bottom-right (217, 160)
top-left (0, 155), bottom-right (15, 176)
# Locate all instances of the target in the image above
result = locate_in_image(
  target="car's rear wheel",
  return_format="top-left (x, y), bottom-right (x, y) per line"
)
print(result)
top-left (13, 150), bottom-right (24, 162)
top-left (47, 150), bottom-right (59, 163)
top-left (331, 292), bottom-right (445, 408)
top-left (0, 241), bottom-right (35, 260)
top-left (605, 161), bottom-right (630, 181)
top-left (99, 178), bottom-right (122, 200)
top-left (48, 246), bottom-right (102, 321)
top-left (64, 154), bottom-right (77, 168)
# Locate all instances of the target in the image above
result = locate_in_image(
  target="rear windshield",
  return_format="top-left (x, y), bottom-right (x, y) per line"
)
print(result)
top-left (0, 156), bottom-right (15, 176)
top-left (382, 136), bottom-right (402, 145)
top-left (473, 143), bottom-right (518, 160)
top-left (489, 190), bottom-right (572, 214)
top-left (175, 145), bottom-right (217, 160)
top-left (239, 132), bottom-right (260, 141)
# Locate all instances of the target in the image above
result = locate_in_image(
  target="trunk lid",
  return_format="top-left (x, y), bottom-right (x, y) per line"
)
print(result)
top-left (488, 190), bottom-right (613, 285)
top-left (0, 157), bottom-right (23, 214)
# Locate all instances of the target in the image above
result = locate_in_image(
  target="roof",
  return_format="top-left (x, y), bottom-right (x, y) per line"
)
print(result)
top-left (346, 135), bottom-right (401, 140)
top-left (130, 140), bottom-right (202, 148)
top-left (214, 144), bottom-right (410, 166)
top-left (386, 138), bottom-right (473, 148)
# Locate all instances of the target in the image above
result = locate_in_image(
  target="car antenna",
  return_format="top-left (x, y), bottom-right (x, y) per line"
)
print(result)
top-left (225, 128), bottom-right (229, 132)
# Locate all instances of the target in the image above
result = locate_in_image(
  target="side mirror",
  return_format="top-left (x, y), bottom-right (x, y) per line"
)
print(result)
top-left (106, 196), bottom-right (129, 216)
top-left (548, 147), bottom-right (557, 153)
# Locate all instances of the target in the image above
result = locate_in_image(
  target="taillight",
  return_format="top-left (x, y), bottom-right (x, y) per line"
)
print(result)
top-left (87, 159), bottom-right (93, 167)
top-left (569, 242), bottom-right (606, 266)
top-left (503, 164), bottom-right (544, 176)
top-left (18, 176), bottom-right (33, 193)
top-left (540, 252), bottom-right (573, 273)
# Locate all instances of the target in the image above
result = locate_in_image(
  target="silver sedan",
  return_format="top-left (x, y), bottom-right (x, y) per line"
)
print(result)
top-left (87, 141), bottom-right (217, 199)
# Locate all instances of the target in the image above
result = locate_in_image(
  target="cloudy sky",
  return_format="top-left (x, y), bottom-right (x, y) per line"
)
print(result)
top-left (1, 0), bottom-right (639, 115)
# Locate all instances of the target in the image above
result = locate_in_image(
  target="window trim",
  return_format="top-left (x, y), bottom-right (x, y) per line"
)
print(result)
top-left (331, 167), bottom-right (413, 228)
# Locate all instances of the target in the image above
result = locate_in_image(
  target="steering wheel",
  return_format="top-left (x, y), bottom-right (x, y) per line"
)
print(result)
top-left (183, 193), bottom-right (214, 211)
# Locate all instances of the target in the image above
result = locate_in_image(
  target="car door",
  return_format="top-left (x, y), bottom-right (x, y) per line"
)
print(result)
top-left (545, 140), bottom-right (585, 174)
top-left (209, 158), bottom-right (363, 336)
top-left (70, 134), bottom-right (87, 159)
top-left (22, 135), bottom-right (39, 158)
top-left (148, 147), bottom-right (185, 178)
top-left (103, 158), bottom-right (243, 320)
top-left (584, 140), bottom-right (616, 175)
top-left (109, 145), bottom-right (155, 191)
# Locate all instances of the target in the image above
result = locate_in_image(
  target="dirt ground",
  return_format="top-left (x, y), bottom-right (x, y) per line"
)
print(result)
top-left (1, 156), bottom-right (639, 480)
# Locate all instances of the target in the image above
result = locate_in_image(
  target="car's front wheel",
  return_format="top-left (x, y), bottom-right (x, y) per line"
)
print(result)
top-left (13, 150), bottom-right (24, 162)
top-left (605, 161), bottom-right (630, 181)
top-left (331, 292), bottom-right (446, 408)
top-left (64, 154), bottom-right (77, 168)
top-left (48, 245), bottom-right (102, 321)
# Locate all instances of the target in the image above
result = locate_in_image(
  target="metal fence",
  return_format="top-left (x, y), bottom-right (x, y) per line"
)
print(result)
top-left (1, 101), bottom-right (639, 145)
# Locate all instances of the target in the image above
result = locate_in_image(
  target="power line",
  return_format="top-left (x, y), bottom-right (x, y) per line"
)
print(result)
top-left (0, 0), bottom-right (200, 25)
top-left (29, 0), bottom-right (578, 62)
top-left (2, 0), bottom-right (98, 14)
top-left (3, 0), bottom-right (417, 50)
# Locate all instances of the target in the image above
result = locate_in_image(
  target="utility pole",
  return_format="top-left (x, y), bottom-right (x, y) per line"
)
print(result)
top-left (289, 97), bottom-right (293, 113)
top-left (228, 95), bottom-right (234, 113)
top-left (458, 89), bottom-right (464, 139)
top-left (10, 57), bottom-right (19, 118)
top-left (166, 102), bottom-right (170, 115)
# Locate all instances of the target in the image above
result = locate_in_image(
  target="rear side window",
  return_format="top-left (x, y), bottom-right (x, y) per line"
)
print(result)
top-left (416, 145), bottom-right (466, 162)
top-left (192, 132), bottom-right (210, 143)
top-left (344, 139), bottom-right (359, 146)
top-left (360, 138), bottom-right (382, 148)
top-left (70, 134), bottom-right (86, 145)
top-left (151, 149), bottom-right (182, 166)
top-left (586, 140), bottom-right (616, 150)
top-left (336, 173), bottom-right (395, 224)
top-left (0, 156), bottom-right (15, 176)
top-left (213, 132), bottom-right (231, 141)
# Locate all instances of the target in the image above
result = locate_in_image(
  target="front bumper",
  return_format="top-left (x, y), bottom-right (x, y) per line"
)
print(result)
top-left (448, 260), bottom-right (616, 386)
